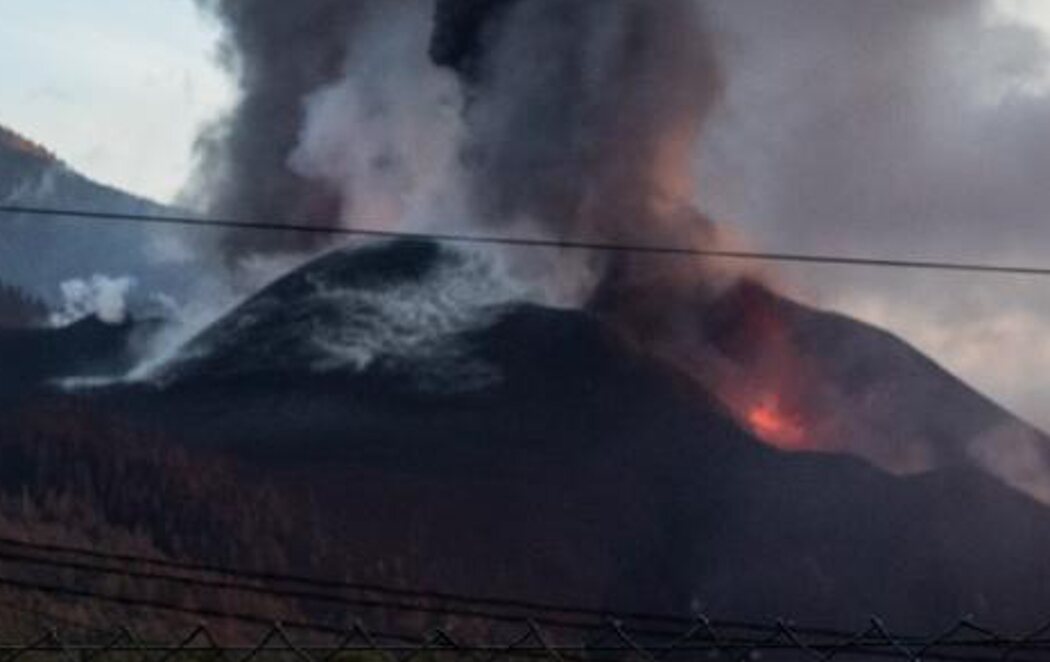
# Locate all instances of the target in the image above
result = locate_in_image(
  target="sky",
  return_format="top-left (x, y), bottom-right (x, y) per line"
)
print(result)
top-left (0, 0), bottom-right (1047, 205)
top-left (0, 0), bottom-right (232, 203)
top-left (4, 0), bottom-right (1050, 429)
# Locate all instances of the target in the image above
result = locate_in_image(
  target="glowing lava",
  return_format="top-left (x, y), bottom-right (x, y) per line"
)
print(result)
top-left (746, 394), bottom-right (808, 450)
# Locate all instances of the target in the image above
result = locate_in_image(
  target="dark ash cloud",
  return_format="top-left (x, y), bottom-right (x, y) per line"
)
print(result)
top-left (186, 0), bottom-right (373, 262)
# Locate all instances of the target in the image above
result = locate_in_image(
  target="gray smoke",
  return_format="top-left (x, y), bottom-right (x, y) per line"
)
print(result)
top-left (694, 0), bottom-right (1050, 431)
top-left (186, 0), bottom-right (380, 263)
top-left (428, 0), bottom-right (730, 340)
top-left (190, 0), bottom-right (726, 305)
top-left (434, 0), bottom-right (722, 248)
top-left (287, 0), bottom-right (465, 236)
top-left (181, 0), bottom-right (744, 414)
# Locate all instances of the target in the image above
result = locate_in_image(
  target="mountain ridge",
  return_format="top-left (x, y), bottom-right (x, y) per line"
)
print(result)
top-left (0, 123), bottom-right (191, 307)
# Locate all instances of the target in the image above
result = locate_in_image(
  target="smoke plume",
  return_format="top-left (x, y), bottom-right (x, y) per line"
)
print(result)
top-left (187, 0), bottom-right (374, 263)
top-left (288, 0), bottom-right (466, 235)
top-left (191, 0), bottom-right (725, 293)
top-left (187, 0), bottom-right (746, 413)
top-left (429, 0), bottom-right (739, 357)
top-left (434, 0), bottom-right (721, 242)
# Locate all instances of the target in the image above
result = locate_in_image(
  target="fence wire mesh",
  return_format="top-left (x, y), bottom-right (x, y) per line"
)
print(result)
top-left (4, 618), bottom-right (1050, 662)
top-left (2, 537), bottom-right (1050, 661)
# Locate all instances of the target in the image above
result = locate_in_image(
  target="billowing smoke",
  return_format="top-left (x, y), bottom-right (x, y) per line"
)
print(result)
top-left (429, 0), bottom-right (730, 337)
top-left (191, 0), bottom-right (725, 293)
top-left (185, 0), bottom-right (752, 419)
top-left (288, 0), bottom-right (466, 234)
top-left (187, 0), bottom-right (375, 263)
top-left (433, 0), bottom-right (720, 242)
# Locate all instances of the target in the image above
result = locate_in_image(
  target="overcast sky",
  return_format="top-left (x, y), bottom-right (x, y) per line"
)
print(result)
top-left (0, 0), bottom-right (231, 203)
top-left (4, 0), bottom-right (1050, 429)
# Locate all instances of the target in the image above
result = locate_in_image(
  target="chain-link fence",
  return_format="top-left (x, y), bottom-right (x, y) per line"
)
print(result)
top-left (3, 618), bottom-right (1050, 662)
top-left (4, 536), bottom-right (1050, 661)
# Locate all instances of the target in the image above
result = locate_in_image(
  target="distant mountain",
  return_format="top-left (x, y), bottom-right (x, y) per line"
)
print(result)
top-left (0, 124), bottom-right (192, 307)
top-left (0, 125), bottom-right (62, 184)
top-left (21, 238), bottom-right (1042, 632)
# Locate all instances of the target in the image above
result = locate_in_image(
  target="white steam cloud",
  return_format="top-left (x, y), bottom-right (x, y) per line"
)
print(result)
top-left (51, 275), bottom-right (135, 327)
top-left (289, 1), bottom-right (468, 233)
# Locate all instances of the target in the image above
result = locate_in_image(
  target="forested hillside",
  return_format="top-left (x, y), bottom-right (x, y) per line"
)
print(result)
top-left (0, 281), bottom-right (47, 327)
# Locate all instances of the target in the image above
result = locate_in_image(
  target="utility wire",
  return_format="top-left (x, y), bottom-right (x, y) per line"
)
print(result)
top-left (0, 576), bottom-right (1023, 662)
top-left (0, 574), bottom-right (411, 641)
top-left (0, 537), bottom-right (891, 643)
top-left (0, 540), bottom-right (1035, 661)
top-left (0, 536), bottom-right (702, 630)
top-left (2, 203), bottom-right (1049, 277)
top-left (0, 543), bottom-right (805, 640)
top-left (0, 571), bottom-right (1002, 662)
top-left (0, 546), bottom-right (679, 636)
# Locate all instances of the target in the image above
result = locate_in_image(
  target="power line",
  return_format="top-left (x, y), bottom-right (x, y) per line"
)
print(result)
top-left (0, 546), bottom-right (673, 635)
top-left (0, 571), bottom-right (1013, 662)
top-left (0, 540), bottom-right (1030, 661)
top-left (0, 536), bottom-right (861, 642)
top-left (0, 541), bottom-right (769, 639)
top-left (0, 536), bottom-right (700, 630)
top-left (0, 578), bottom-right (1024, 662)
top-left (2, 203), bottom-right (1049, 277)
top-left (0, 574), bottom-right (410, 641)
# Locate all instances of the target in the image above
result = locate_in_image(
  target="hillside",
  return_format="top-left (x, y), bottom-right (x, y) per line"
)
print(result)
top-left (0, 280), bottom-right (47, 328)
top-left (0, 125), bottom-right (190, 307)
top-left (0, 239), bottom-right (1040, 633)
top-left (688, 279), bottom-right (1050, 500)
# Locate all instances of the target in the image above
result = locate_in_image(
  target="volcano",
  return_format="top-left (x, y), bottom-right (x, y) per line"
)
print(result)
top-left (23, 238), bottom-right (1043, 631)
top-left (0, 315), bottom-right (150, 395)
top-left (691, 278), bottom-right (1050, 499)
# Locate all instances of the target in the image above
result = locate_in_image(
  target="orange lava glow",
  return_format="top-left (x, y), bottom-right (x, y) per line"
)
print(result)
top-left (746, 395), bottom-right (808, 450)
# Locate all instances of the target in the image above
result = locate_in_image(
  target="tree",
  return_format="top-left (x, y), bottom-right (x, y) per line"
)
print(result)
top-left (0, 280), bottom-right (48, 327)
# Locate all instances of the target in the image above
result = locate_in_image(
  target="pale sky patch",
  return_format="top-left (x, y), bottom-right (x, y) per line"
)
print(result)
top-left (0, 0), bottom-right (233, 203)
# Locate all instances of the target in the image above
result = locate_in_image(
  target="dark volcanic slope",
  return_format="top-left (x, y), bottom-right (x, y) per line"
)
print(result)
top-left (703, 280), bottom-right (1050, 497)
top-left (72, 239), bottom-right (1050, 631)
top-left (152, 240), bottom-right (484, 386)
top-left (0, 316), bottom-right (153, 396)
